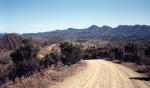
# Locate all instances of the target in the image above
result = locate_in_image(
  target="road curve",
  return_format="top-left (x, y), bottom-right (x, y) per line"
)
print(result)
top-left (38, 44), bottom-right (56, 58)
top-left (50, 59), bottom-right (150, 88)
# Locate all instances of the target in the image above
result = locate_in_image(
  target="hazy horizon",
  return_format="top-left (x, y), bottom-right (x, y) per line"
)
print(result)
top-left (0, 0), bottom-right (150, 33)
top-left (0, 24), bottom-right (150, 34)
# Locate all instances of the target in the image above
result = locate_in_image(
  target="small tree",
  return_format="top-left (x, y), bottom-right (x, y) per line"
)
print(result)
top-left (143, 45), bottom-right (150, 73)
top-left (145, 45), bottom-right (150, 57)
top-left (50, 50), bottom-right (61, 67)
top-left (10, 38), bottom-right (40, 78)
top-left (60, 41), bottom-right (83, 66)
top-left (40, 50), bottom-right (61, 68)
top-left (109, 47), bottom-right (123, 61)
top-left (83, 47), bottom-right (99, 59)
top-left (124, 43), bottom-right (138, 62)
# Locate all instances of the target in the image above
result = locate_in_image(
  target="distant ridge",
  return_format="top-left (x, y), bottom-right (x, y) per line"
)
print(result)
top-left (22, 25), bottom-right (150, 40)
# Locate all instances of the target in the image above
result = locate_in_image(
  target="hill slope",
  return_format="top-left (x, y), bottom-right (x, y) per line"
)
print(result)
top-left (0, 34), bottom-right (22, 50)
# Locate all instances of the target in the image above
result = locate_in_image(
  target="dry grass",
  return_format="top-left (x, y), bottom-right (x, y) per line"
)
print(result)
top-left (1, 61), bottom-right (87, 88)
top-left (121, 62), bottom-right (139, 71)
top-left (112, 60), bottom-right (150, 76)
top-left (0, 50), bottom-right (12, 57)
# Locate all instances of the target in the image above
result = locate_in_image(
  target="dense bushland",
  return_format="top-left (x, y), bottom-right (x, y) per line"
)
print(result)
top-left (83, 42), bottom-right (150, 73)
top-left (0, 38), bottom-right (149, 86)
top-left (0, 39), bottom-right (83, 86)
top-left (0, 38), bottom-right (40, 85)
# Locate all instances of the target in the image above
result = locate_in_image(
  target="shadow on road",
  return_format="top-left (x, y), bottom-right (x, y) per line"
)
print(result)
top-left (129, 76), bottom-right (150, 81)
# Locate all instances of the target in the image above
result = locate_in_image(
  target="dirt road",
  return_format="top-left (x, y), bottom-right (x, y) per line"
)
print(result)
top-left (50, 60), bottom-right (150, 88)
top-left (38, 44), bottom-right (56, 58)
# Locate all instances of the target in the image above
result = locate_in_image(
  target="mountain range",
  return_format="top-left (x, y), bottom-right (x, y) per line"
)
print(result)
top-left (22, 25), bottom-right (150, 40)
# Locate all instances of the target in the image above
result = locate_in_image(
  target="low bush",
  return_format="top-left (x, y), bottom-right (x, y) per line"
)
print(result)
top-left (40, 50), bottom-right (61, 68)
top-left (60, 41), bottom-right (83, 66)
top-left (0, 56), bottom-right (11, 64)
top-left (0, 67), bottom-right (7, 85)
top-left (10, 38), bottom-right (40, 80)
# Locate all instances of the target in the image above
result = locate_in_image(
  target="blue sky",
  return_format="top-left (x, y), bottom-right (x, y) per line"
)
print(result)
top-left (0, 0), bottom-right (150, 33)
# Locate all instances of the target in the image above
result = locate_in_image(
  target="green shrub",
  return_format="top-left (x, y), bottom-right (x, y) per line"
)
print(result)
top-left (60, 41), bottom-right (83, 66)
top-left (109, 47), bottom-right (123, 61)
top-left (143, 45), bottom-right (150, 71)
top-left (145, 45), bottom-right (150, 57)
top-left (39, 50), bottom-right (61, 68)
top-left (83, 47), bottom-right (109, 59)
top-left (83, 48), bottom-right (97, 59)
top-left (0, 56), bottom-right (11, 65)
top-left (10, 38), bottom-right (40, 78)
top-left (0, 68), bottom-right (7, 85)
top-left (124, 43), bottom-right (138, 62)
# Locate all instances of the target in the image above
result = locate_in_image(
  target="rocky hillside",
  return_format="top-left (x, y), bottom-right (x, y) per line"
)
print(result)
top-left (22, 25), bottom-right (150, 40)
top-left (0, 34), bottom-right (22, 50)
